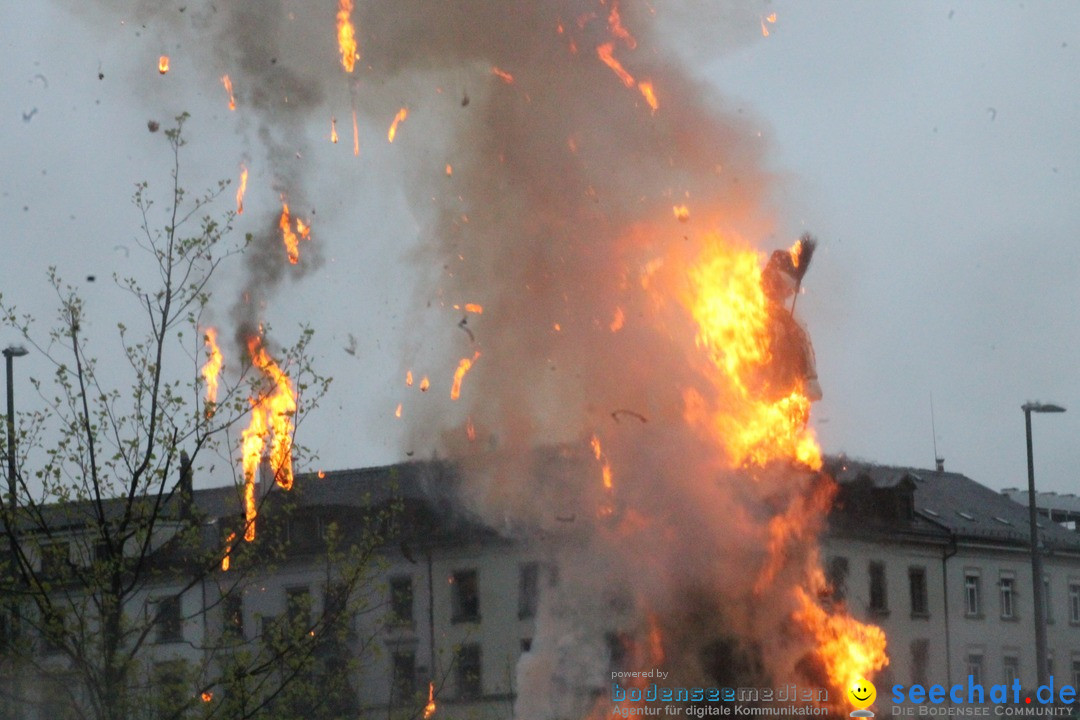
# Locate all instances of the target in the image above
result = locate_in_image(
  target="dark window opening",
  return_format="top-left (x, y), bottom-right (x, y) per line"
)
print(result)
top-left (451, 570), bottom-right (480, 623)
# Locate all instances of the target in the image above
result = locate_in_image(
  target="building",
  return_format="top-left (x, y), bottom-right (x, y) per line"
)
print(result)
top-left (3, 456), bottom-right (1080, 719)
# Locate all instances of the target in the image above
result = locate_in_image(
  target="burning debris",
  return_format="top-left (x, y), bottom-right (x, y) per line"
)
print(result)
top-left (76, 0), bottom-right (888, 713)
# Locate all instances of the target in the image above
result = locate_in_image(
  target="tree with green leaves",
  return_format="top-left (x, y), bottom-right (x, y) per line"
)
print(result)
top-left (0, 114), bottom-right (387, 720)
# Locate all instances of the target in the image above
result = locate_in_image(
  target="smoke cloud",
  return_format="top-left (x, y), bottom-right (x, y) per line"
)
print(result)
top-left (55, 1), bottom-right (862, 717)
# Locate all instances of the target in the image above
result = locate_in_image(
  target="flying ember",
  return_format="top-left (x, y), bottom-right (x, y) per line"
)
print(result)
top-left (235, 165), bottom-right (248, 215)
top-left (221, 74), bottom-right (236, 110)
top-left (158, 55), bottom-right (169, 74)
top-left (388, 107), bottom-right (409, 142)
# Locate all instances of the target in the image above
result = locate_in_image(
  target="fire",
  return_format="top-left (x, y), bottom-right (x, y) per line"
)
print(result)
top-left (680, 236), bottom-right (821, 470)
top-left (596, 42), bottom-right (634, 88)
top-left (220, 532), bottom-right (235, 572)
top-left (446, 164), bottom-right (453, 176)
top-left (463, 303), bottom-right (483, 314)
top-left (608, 0), bottom-right (637, 48)
top-left (221, 74), bottom-right (236, 110)
top-left (672, 204), bottom-right (690, 222)
top-left (406, 370), bottom-right (414, 386)
top-left (235, 165), bottom-right (248, 215)
top-left (278, 199), bottom-right (310, 265)
top-left (466, 417), bottom-right (476, 441)
top-left (491, 66), bottom-right (515, 84)
top-left (336, 0), bottom-right (359, 72)
top-left (388, 107), bottom-right (409, 143)
top-left (240, 336), bottom-right (297, 540)
top-left (201, 692), bottom-right (213, 703)
top-left (352, 110), bottom-right (360, 156)
top-left (609, 306), bottom-right (625, 332)
top-left (450, 352), bottom-right (480, 401)
top-left (637, 80), bottom-right (658, 111)
top-left (761, 12), bottom-right (778, 37)
top-left (422, 681), bottom-right (436, 719)
top-left (200, 327), bottom-right (224, 413)
top-left (158, 55), bottom-right (169, 74)
top-left (395, 402), bottom-right (402, 418)
top-left (794, 579), bottom-right (889, 697)
top-left (419, 376), bottom-right (430, 392)
top-left (330, 116), bottom-right (339, 144)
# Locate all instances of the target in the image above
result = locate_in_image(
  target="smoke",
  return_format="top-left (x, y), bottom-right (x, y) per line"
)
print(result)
top-left (54, 1), bottom-right (852, 716)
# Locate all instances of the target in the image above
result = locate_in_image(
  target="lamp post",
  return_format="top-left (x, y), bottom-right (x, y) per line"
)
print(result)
top-left (1023, 401), bottom-right (1066, 688)
top-left (3, 345), bottom-right (28, 516)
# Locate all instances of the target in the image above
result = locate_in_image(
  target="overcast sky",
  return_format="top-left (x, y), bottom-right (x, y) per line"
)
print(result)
top-left (1, 1), bottom-right (1077, 495)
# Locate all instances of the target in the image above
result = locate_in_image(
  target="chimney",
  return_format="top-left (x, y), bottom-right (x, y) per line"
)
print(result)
top-left (935, 457), bottom-right (945, 473)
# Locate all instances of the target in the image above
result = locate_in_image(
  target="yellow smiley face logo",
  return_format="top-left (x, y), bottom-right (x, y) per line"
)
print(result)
top-left (847, 678), bottom-right (876, 709)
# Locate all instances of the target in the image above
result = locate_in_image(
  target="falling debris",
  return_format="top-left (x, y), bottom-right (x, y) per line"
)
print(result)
top-left (388, 107), bottom-right (409, 142)
top-left (610, 409), bottom-right (647, 424)
top-left (147, 120), bottom-right (160, 132)
top-left (221, 74), bottom-right (236, 110)
top-left (22, 108), bottom-right (38, 123)
top-left (158, 55), bottom-right (169, 74)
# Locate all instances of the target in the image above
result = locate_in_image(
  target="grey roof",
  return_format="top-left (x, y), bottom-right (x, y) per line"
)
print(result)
top-left (832, 459), bottom-right (1080, 554)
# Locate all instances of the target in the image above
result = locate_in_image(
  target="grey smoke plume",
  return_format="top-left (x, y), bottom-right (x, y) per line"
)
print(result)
top-left (58, 1), bottom-right (847, 716)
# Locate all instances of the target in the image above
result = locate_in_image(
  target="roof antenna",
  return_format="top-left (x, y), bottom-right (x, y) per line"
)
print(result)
top-left (930, 392), bottom-right (944, 472)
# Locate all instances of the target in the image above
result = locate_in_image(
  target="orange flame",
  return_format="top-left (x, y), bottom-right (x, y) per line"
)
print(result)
top-left (608, 0), bottom-right (637, 48)
top-left (406, 370), bottom-right (414, 387)
top-left (464, 303), bottom-right (483, 314)
top-left (235, 165), bottom-right (248, 215)
top-left (761, 12), bottom-right (777, 37)
top-left (419, 376), bottom-right (430, 392)
top-left (596, 42), bottom-right (634, 88)
top-left (446, 164), bottom-right (453, 176)
top-left (388, 107), bottom-right (409, 143)
top-left (491, 66), bottom-right (515, 84)
top-left (330, 116), bottom-right (339, 144)
top-left (637, 80), bottom-right (658, 111)
top-left (222, 74), bottom-right (236, 110)
top-left (240, 336), bottom-right (297, 540)
top-left (201, 692), bottom-right (213, 703)
top-left (221, 532), bottom-right (236, 572)
top-left (336, 0), bottom-right (359, 72)
top-left (278, 199), bottom-right (310, 264)
top-left (158, 55), bottom-right (169, 74)
top-left (672, 204), bottom-right (690, 222)
top-left (609, 307), bottom-right (625, 332)
top-left (681, 236), bottom-right (821, 470)
top-left (395, 402), bottom-right (402, 418)
top-left (450, 352), bottom-right (480, 401)
top-left (352, 110), bottom-right (360, 156)
top-left (423, 681), bottom-right (436, 719)
top-left (201, 327), bottom-right (224, 413)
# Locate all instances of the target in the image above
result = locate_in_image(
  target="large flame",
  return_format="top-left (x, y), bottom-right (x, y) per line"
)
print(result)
top-left (678, 234), bottom-right (886, 696)
top-left (278, 199), bottom-right (311, 265)
top-left (240, 336), bottom-right (297, 541)
top-left (682, 236), bottom-right (821, 470)
top-left (336, 0), bottom-right (359, 72)
top-left (423, 681), bottom-right (436, 719)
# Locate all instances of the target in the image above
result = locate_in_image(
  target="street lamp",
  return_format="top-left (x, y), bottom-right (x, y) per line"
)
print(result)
top-left (3, 344), bottom-right (28, 516)
top-left (1023, 401), bottom-right (1066, 688)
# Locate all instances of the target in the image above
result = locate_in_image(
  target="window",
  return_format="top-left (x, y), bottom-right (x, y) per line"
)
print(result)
top-left (285, 585), bottom-right (311, 631)
top-left (222, 593), bottom-right (244, 640)
top-left (964, 573), bottom-right (982, 617)
top-left (390, 576), bottom-right (413, 624)
top-left (456, 643), bottom-right (482, 698)
top-left (39, 541), bottom-right (69, 578)
top-left (519, 562), bottom-right (539, 619)
top-left (1000, 576), bottom-right (1015, 619)
top-left (869, 562), bottom-right (888, 614)
top-left (909, 567), bottom-right (928, 617)
top-left (451, 570), bottom-right (480, 623)
top-left (911, 639), bottom-right (929, 687)
top-left (152, 596), bottom-right (183, 644)
top-left (826, 557), bottom-right (849, 602)
top-left (1069, 584), bottom-right (1080, 625)
top-left (966, 653), bottom-right (984, 685)
top-left (391, 651), bottom-right (416, 703)
top-left (1004, 655), bottom-right (1020, 687)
